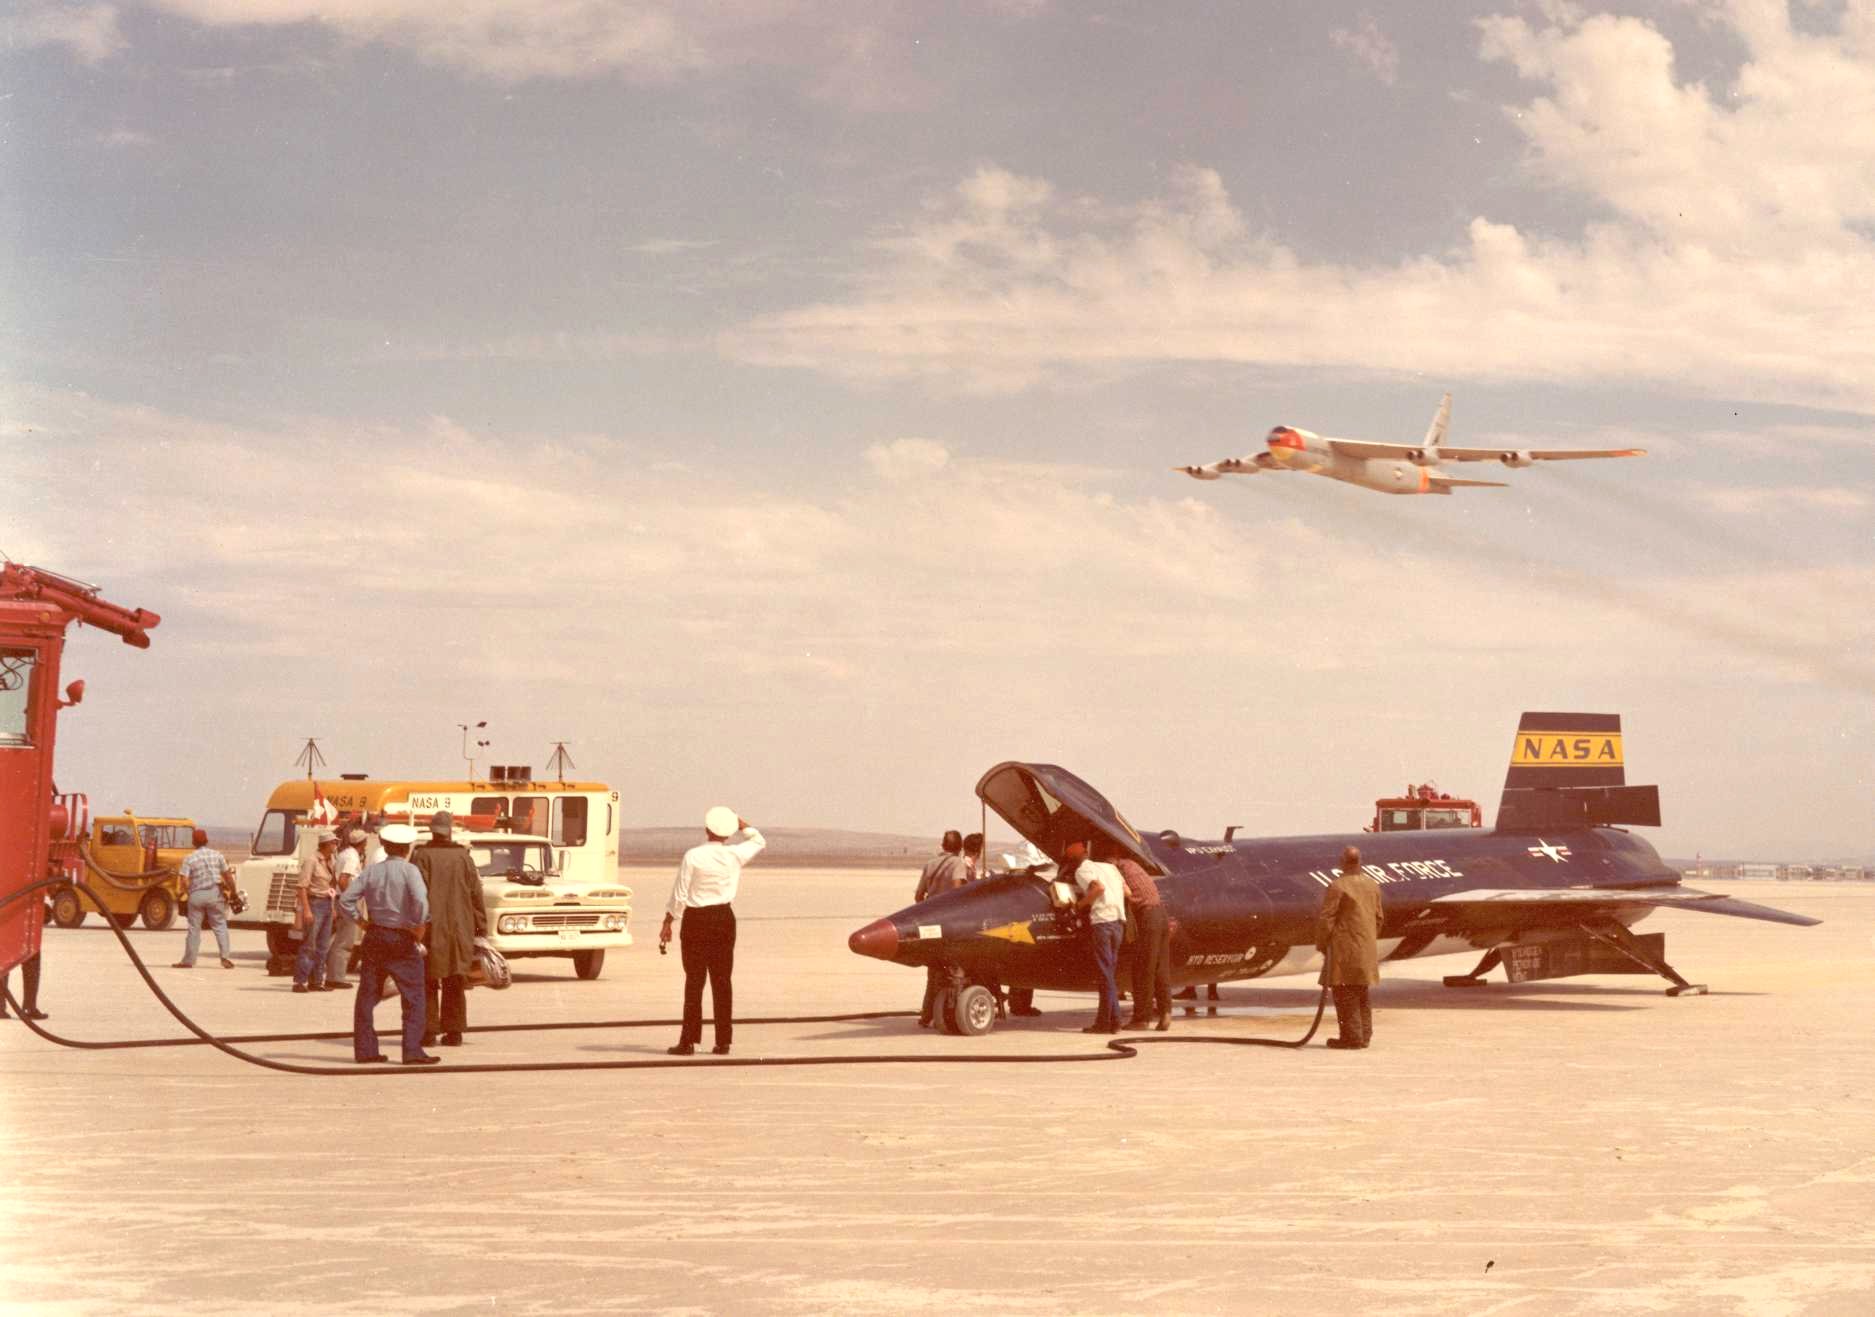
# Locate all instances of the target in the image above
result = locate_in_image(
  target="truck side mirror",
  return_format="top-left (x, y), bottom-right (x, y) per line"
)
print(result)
top-left (58, 679), bottom-right (85, 708)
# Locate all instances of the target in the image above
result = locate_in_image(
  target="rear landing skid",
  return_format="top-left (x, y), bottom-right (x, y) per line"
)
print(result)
top-left (1442, 922), bottom-right (1709, 997)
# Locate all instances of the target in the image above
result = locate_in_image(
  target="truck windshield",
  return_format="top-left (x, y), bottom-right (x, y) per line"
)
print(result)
top-left (471, 842), bottom-right (554, 878)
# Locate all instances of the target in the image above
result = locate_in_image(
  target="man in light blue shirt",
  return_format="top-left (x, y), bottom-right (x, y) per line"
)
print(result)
top-left (339, 822), bottom-right (437, 1065)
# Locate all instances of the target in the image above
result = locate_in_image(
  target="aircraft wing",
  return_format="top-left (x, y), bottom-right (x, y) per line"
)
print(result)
top-left (1173, 453), bottom-right (1283, 480)
top-left (1436, 446), bottom-right (1647, 463)
top-left (1425, 886), bottom-right (1819, 927)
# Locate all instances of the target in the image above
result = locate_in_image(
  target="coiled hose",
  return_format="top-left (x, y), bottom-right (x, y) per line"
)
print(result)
top-left (2, 876), bottom-right (1329, 1074)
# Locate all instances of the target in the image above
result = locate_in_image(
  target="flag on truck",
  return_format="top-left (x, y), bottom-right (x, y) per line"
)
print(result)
top-left (309, 784), bottom-right (337, 825)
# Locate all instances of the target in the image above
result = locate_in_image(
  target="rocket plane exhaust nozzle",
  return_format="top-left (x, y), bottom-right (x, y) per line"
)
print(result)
top-left (847, 918), bottom-right (899, 961)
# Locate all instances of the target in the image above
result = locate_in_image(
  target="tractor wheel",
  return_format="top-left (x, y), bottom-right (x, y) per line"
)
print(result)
top-left (50, 888), bottom-right (85, 929)
top-left (140, 889), bottom-right (177, 931)
top-left (953, 984), bottom-right (998, 1037)
top-left (573, 950), bottom-right (605, 980)
top-left (110, 910), bottom-right (137, 929)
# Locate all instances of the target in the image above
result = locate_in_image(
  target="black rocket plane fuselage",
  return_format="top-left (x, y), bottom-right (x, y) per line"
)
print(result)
top-left (847, 713), bottom-right (1818, 997)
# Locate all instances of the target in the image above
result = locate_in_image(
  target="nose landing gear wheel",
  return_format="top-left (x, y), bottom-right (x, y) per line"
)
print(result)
top-left (953, 984), bottom-right (998, 1036)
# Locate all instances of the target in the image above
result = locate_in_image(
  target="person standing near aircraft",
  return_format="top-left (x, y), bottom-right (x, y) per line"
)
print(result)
top-left (962, 833), bottom-right (985, 881)
top-left (1068, 841), bottom-right (1127, 1034)
top-left (661, 808), bottom-right (765, 1056)
top-left (415, 812), bottom-right (488, 1048)
top-left (1319, 845), bottom-right (1383, 1050)
top-left (914, 831), bottom-right (969, 1028)
top-left (1112, 846), bottom-right (1172, 1031)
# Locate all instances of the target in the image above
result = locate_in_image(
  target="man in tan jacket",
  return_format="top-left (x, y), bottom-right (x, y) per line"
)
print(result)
top-left (1319, 845), bottom-right (1382, 1050)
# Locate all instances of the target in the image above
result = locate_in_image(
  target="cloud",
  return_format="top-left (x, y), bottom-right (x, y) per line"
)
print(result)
top-left (724, 7), bottom-right (1875, 414)
top-left (1330, 13), bottom-right (1399, 86)
top-left (1689, 484), bottom-right (1872, 514)
top-left (135, 1), bottom-right (1034, 98)
top-left (863, 437), bottom-right (950, 483)
top-left (4, 3), bottom-right (125, 63)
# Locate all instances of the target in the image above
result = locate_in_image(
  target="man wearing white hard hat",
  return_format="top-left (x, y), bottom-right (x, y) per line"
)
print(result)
top-left (338, 821), bottom-right (439, 1065)
top-left (661, 806), bottom-right (766, 1056)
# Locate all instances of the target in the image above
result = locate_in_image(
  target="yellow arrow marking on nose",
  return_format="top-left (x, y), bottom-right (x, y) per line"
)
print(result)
top-left (981, 921), bottom-right (1035, 945)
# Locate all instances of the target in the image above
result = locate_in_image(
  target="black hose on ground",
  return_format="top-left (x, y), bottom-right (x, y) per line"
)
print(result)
top-left (2, 877), bottom-right (1331, 1073)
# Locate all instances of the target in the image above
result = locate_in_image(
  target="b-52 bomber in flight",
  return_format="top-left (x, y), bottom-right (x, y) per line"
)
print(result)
top-left (849, 713), bottom-right (1818, 1036)
top-left (1173, 394), bottom-right (1645, 496)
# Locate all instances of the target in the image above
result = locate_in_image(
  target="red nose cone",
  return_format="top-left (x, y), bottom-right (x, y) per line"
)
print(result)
top-left (848, 918), bottom-right (900, 961)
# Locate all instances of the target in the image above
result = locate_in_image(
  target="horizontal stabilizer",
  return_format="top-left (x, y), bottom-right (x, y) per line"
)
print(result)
top-left (1428, 885), bottom-right (1820, 927)
top-left (1497, 784), bottom-right (1661, 832)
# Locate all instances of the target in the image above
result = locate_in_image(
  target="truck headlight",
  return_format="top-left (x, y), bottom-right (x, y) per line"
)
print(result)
top-left (604, 914), bottom-right (628, 931)
top-left (497, 915), bottom-right (523, 934)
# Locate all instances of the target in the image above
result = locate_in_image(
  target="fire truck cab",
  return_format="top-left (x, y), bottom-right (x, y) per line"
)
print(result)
top-left (1369, 783), bottom-right (1482, 833)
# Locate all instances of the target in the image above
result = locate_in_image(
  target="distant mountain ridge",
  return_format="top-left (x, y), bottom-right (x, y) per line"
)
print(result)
top-left (620, 827), bottom-right (1020, 867)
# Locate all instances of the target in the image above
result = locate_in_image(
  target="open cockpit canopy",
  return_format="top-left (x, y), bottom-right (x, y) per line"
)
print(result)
top-left (974, 761), bottom-right (1160, 873)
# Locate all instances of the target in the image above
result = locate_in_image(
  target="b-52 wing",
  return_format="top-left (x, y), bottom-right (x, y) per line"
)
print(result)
top-left (1172, 453), bottom-right (1284, 481)
top-left (1323, 438), bottom-right (1647, 463)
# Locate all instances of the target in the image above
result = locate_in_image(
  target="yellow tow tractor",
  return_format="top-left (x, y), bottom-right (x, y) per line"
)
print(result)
top-left (48, 813), bottom-right (196, 931)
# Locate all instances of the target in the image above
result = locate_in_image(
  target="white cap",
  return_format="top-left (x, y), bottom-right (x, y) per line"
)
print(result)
top-left (380, 822), bottom-right (419, 845)
top-left (704, 806), bottom-right (739, 837)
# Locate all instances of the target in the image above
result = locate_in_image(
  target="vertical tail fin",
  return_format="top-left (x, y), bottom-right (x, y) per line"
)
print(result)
top-left (1496, 711), bottom-right (1661, 831)
top-left (1422, 392), bottom-right (1452, 451)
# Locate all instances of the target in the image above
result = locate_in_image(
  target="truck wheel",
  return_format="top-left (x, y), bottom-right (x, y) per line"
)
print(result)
top-left (573, 950), bottom-right (605, 980)
top-left (50, 888), bottom-right (85, 929)
top-left (140, 889), bottom-right (177, 930)
top-left (953, 984), bottom-right (997, 1037)
top-left (110, 910), bottom-right (138, 929)
top-left (264, 924), bottom-right (298, 977)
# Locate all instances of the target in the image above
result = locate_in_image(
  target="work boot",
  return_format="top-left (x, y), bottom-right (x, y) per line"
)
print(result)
top-left (219, 958), bottom-right (235, 969)
top-left (1325, 1037), bottom-right (1360, 1049)
top-left (1155, 1013), bottom-right (1171, 1032)
top-left (1123, 1015), bottom-right (1151, 1031)
top-left (667, 1042), bottom-right (696, 1056)
top-left (441, 1032), bottom-right (463, 1047)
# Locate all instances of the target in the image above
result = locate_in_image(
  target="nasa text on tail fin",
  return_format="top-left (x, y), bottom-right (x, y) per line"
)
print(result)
top-left (1496, 711), bottom-right (1660, 832)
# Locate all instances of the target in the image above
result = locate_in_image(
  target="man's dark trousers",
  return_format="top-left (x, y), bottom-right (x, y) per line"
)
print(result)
top-left (679, 903), bottom-right (736, 1049)
top-left (425, 975), bottom-right (467, 1041)
top-left (1129, 905), bottom-right (1172, 1021)
top-left (353, 926), bottom-right (427, 1061)
top-left (1331, 985), bottom-right (1373, 1047)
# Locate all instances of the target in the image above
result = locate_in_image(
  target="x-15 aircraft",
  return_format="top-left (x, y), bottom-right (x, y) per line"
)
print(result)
top-left (849, 712), bottom-right (1817, 1035)
top-left (1174, 394), bottom-right (1645, 495)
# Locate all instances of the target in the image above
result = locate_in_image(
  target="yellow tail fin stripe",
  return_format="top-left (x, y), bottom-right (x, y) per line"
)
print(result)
top-left (1510, 732), bottom-right (1624, 766)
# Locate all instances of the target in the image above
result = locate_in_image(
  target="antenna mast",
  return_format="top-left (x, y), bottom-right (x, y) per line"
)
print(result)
top-left (294, 737), bottom-right (327, 780)
top-left (546, 741), bottom-right (575, 782)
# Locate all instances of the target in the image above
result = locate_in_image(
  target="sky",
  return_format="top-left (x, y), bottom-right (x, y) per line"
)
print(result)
top-left (3, 0), bottom-right (1872, 861)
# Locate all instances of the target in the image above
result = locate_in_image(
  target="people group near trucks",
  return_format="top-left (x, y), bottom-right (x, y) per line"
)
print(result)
top-left (339, 821), bottom-right (438, 1065)
top-left (292, 835), bottom-right (340, 992)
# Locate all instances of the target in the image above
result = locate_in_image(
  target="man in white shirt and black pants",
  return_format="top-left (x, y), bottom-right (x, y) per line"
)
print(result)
top-left (661, 807), bottom-right (765, 1056)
